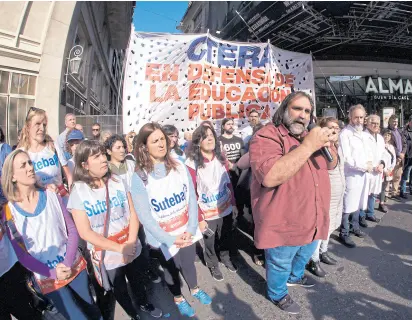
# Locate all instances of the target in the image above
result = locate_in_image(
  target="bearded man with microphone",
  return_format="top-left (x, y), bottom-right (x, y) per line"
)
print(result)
top-left (249, 91), bottom-right (338, 315)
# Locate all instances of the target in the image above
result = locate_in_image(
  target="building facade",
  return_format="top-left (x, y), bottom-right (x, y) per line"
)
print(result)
top-left (0, 1), bottom-right (134, 144)
top-left (179, 1), bottom-right (412, 125)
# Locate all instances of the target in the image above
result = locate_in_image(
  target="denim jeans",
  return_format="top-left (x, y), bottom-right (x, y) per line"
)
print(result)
top-left (400, 159), bottom-right (412, 194)
top-left (359, 194), bottom-right (377, 218)
top-left (264, 241), bottom-right (318, 302)
top-left (340, 210), bottom-right (360, 236)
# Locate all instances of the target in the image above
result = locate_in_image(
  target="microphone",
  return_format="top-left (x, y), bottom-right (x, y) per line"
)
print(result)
top-left (307, 123), bottom-right (333, 163)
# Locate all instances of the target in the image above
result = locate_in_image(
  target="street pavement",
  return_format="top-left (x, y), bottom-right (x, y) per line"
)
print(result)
top-left (116, 196), bottom-right (412, 320)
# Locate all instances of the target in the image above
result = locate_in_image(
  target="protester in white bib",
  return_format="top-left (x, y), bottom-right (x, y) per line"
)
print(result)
top-left (105, 134), bottom-right (161, 284)
top-left (130, 122), bottom-right (212, 318)
top-left (18, 108), bottom-right (68, 201)
top-left (186, 125), bottom-right (237, 282)
top-left (67, 140), bottom-right (162, 320)
top-left (1, 149), bottom-right (100, 320)
top-left (65, 128), bottom-right (85, 180)
top-left (0, 209), bottom-right (42, 319)
top-left (163, 125), bottom-right (186, 163)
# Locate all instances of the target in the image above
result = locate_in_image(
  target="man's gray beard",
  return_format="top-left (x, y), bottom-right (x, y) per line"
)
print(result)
top-left (353, 124), bottom-right (363, 132)
top-left (283, 110), bottom-right (307, 135)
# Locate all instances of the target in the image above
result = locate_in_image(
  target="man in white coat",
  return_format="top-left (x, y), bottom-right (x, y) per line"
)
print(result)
top-left (339, 105), bottom-right (372, 248)
top-left (359, 115), bottom-right (385, 227)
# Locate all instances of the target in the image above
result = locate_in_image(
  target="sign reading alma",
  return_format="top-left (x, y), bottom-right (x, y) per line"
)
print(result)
top-left (365, 77), bottom-right (412, 95)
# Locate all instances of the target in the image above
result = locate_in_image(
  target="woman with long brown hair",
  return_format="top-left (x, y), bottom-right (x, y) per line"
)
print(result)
top-left (130, 122), bottom-right (211, 318)
top-left (67, 140), bottom-right (162, 320)
top-left (18, 108), bottom-right (68, 200)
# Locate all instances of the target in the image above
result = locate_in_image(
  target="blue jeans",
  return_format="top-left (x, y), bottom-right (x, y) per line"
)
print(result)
top-left (46, 270), bottom-right (102, 320)
top-left (265, 241), bottom-right (318, 302)
top-left (359, 194), bottom-right (377, 218)
top-left (400, 159), bottom-right (412, 194)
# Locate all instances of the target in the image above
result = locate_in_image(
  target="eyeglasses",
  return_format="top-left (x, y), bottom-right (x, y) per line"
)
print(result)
top-left (25, 107), bottom-right (45, 121)
top-left (92, 128), bottom-right (100, 131)
top-left (370, 123), bottom-right (380, 126)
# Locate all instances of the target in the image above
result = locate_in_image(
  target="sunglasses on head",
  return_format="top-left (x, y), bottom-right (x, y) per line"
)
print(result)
top-left (25, 107), bottom-right (45, 121)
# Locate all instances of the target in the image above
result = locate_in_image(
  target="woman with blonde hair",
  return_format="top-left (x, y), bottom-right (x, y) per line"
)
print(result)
top-left (1, 149), bottom-right (100, 319)
top-left (125, 131), bottom-right (136, 155)
top-left (18, 107), bottom-right (68, 200)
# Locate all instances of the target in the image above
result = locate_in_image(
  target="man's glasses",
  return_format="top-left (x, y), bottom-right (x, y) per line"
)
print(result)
top-left (25, 107), bottom-right (45, 121)
top-left (92, 128), bottom-right (100, 131)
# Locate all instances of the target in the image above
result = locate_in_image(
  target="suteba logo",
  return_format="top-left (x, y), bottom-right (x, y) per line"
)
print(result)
top-left (202, 187), bottom-right (228, 204)
top-left (151, 184), bottom-right (187, 212)
top-left (33, 154), bottom-right (59, 171)
top-left (83, 190), bottom-right (127, 217)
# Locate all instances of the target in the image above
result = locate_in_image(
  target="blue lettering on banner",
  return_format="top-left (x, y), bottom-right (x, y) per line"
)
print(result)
top-left (202, 188), bottom-right (228, 204)
top-left (187, 37), bottom-right (269, 68)
top-left (83, 190), bottom-right (127, 217)
top-left (33, 154), bottom-right (59, 172)
top-left (151, 184), bottom-right (186, 212)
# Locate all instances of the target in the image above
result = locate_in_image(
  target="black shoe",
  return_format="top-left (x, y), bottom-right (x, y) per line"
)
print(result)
top-left (340, 234), bottom-right (356, 248)
top-left (320, 252), bottom-right (337, 265)
top-left (306, 260), bottom-right (326, 278)
top-left (379, 204), bottom-right (388, 213)
top-left (351, 229), bottom-right (366, 238)
top-left (400, 193), bottom-right (408, 199)
top-left (287, 275), bottom-right (316, 288)
top-left (209, 266), bottom-right (224, 282)
top-left (359, 216), bottom-right (368, 228)
top-left (272, 294), bottom-right (300, 314)
top-left (222, 261), bottom-right (238, 273)
top-left (144, 269), bottom-right (161, 284)
top-left (140, 304), bottom-right (162, 318)
top-left (366, 215), bottom-right (381, 223)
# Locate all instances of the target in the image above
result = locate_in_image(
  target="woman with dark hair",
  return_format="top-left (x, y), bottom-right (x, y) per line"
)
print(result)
top-left (105, 134), bottom-right (136, 191)
top-left (130, 122), bottom-right (211, 318)
top-left (1, 149), bottom-right (100, 319)
top-left (307, 117), bottom-right (344, 277)
top-left (105, 134), bottom-right (161, 284)
top-left (163, 125), bottom-right (186, 162)
top-left (185, 124), bottom-right (237, 282)
top-left (67, 140), bottom-right (162, 320)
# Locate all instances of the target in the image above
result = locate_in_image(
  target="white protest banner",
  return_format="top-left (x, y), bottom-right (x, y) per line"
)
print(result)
top-left (123, 31), bottom-right (315, 135)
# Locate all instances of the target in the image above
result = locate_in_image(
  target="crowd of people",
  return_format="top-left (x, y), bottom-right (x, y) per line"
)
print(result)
top-left (0, 92), bottom-right (411, 319)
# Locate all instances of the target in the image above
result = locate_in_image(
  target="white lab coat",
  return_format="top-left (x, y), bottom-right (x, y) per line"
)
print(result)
top-left (339, 125), bottom-right (373, 213)
top-left (382, 144), bottom-right (397, 181)
top-left (364, 130), bottom-right (386, 195)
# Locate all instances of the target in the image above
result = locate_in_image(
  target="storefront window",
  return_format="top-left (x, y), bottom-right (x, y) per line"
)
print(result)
top-left (314, 76), bottom-right (412, 126)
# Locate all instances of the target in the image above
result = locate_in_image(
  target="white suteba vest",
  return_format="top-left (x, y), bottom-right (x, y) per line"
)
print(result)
top-left (73, 177), bottom-right (142, 270)
top-left (145, 162), bottom-right (201, 259)
top-left (26, 145), bottom-right (63, 187)
top-left (186, 157), bottom-right (232, 221)
top-left (8, 191), bottom-right (82, 283)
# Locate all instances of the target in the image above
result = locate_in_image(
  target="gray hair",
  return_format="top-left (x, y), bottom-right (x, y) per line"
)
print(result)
top-left (366, 114), bottom-right (380, 124)
top-left (272, 91), bottom-right (315, 126)
top-left (348, 104), bottom-right (366, 118)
